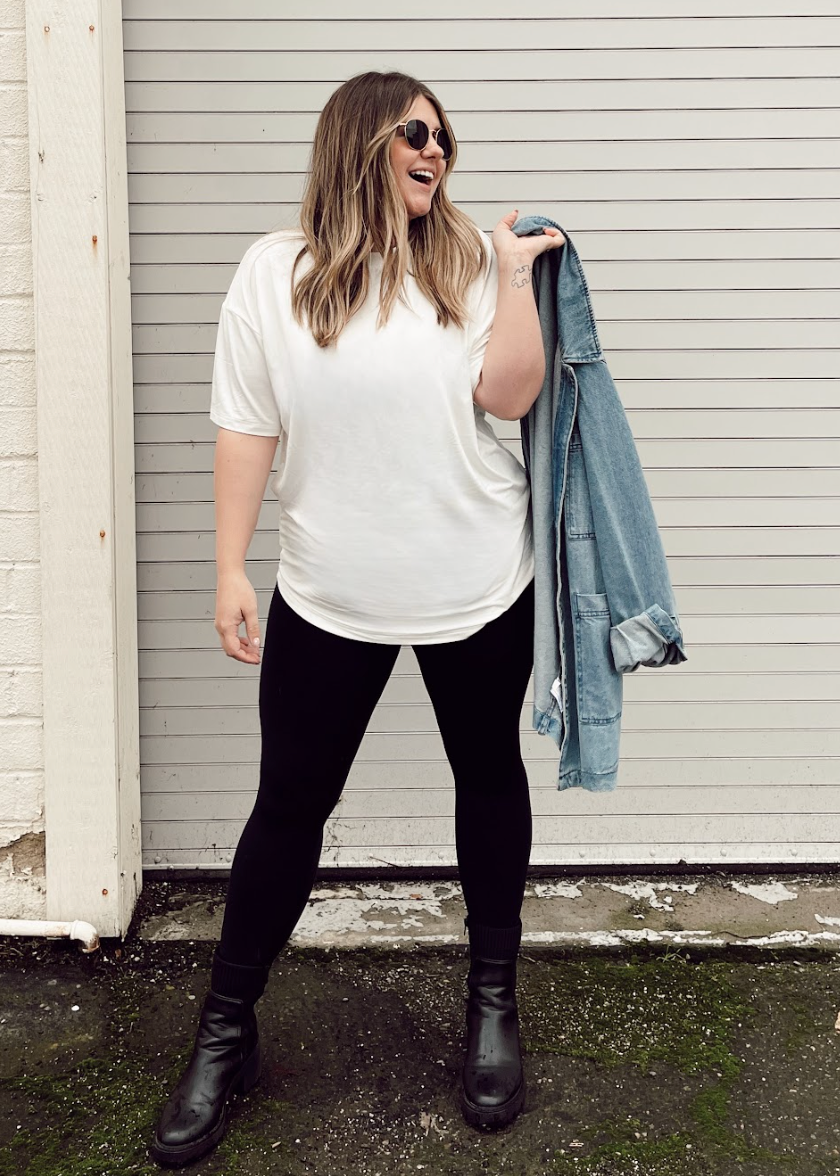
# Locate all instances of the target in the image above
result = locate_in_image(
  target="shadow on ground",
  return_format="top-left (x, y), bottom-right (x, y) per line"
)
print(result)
top-left (1, 936), bottom-right (839, 1175)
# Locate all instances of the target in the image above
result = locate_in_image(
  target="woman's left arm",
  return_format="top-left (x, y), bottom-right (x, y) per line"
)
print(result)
top-left (473, 210), bottom-right (565, 421)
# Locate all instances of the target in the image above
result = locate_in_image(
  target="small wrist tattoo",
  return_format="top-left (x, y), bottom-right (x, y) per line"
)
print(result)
top-left (510, 265), bottom-right (532, 288)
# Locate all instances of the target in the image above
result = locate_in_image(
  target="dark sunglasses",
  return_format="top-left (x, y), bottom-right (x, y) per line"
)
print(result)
top-left (395, 119), bottom-right (453, 161)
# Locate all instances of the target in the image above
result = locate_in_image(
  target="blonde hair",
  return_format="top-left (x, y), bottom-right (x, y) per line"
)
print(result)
top-left (289, 71), bottom-right (488, 349)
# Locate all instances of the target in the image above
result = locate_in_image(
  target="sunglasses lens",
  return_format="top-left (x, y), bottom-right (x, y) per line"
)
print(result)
top-left (404, 119), bottom-right (453, 161)
top-left (405, 119), bottom-right (428, 151)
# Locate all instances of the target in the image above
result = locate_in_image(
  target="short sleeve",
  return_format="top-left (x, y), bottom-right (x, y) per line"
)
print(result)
top-left (465, 233), bottom-right (499, 392)
top-left (209, 302), bottom-right (281, 437)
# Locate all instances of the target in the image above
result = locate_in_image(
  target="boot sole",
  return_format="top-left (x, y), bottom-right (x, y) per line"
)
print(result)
top-left (149, 1041), bottom-right (261, 1167)
top-left (459, 1072), bottom-right (525, 1131)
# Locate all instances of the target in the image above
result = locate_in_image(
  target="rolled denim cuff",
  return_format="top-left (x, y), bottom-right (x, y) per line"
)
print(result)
top-left (610, 604), bottom-right (687, 673)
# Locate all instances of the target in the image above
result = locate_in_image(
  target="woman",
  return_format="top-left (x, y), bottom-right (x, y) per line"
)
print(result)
top-left (150, 70), bottom-right (564, 1167)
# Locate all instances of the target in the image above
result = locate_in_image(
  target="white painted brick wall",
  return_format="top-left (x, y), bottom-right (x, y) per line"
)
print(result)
top-left (0, 0), bottom-right (45, 918)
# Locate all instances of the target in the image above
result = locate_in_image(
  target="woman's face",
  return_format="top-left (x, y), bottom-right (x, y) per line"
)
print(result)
top-left (388, 94), bottom-right (447, 221)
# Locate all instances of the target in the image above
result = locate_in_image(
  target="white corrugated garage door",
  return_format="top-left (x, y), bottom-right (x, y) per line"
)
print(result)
top-left (125, 0), bottom-right (840, 871)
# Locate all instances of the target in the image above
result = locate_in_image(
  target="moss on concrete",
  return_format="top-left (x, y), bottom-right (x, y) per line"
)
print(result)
top-left (0, 941), bottom-right (838, 1176)
top-left (520, 950), bottom-right (744, 1075)
top-left (0, 965), bottom-right (188, 1176)
top-left (520, 951), bottom-right (805, 1174)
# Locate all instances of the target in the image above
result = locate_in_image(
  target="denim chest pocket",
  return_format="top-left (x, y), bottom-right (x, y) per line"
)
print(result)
top-left (574, 592), bottom-right (622, 725)
top-left (565, 438), bottom-right (595, 538)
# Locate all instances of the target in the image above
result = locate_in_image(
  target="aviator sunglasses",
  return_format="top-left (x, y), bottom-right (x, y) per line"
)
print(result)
top-left (395, 118), bottom-right (454, 161)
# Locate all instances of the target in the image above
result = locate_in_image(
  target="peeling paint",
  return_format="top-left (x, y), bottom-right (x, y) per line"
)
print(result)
top-left (727, 929), bottom-right (840, 947)
top-left (137, 875), bottom-right (840, 954)
top-left (297, 883), bottom-right (453, 938)
top-left (356, 929), bottom-right (729, 947)
top-left (526, 927), bottom-right (722, 945)
top-left (354, 928), bottom-right (840, 949)
top-left (596, 881), bottom-right (700, 910)
top-left (0, 831), bottom-right (47, 919)
top-left (354, 881), bottom-right (461, 903)
top-left (730, 880), bottom-right (799, 905)
top-left (531, 881), bottom-right (583, 899)
top-left (0, 830), bottom-right (45, 875)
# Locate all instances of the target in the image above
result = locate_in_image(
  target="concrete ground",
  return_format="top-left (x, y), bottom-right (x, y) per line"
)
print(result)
top-left (137, 871), bottom-right (840, 951)
top-left (2, 871), bottom-right (840, 1175)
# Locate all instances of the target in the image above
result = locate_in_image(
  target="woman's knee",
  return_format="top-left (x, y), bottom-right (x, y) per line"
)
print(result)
top-left (250, 766), bottom-right (346, 827)
top-left (451, 753), bottom-right (529, 798)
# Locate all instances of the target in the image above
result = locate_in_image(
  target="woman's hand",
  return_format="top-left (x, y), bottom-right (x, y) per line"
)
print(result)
top-left (491, 210), bottom-right (565, 268)
top-left (215, 570), bottom-right (262, 664)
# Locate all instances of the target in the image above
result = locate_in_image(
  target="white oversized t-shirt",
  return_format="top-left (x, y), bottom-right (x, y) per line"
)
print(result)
top-left (209, 227), bottom-right (534, 644)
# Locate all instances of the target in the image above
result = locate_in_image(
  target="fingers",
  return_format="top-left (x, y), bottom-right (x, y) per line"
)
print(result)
top-left (539, 229), bottom-right (566, 249)
top-left (218, 619), bottom-right (261, 663)
top-left (215, 576), bottom-right (261, 664)
top-left (243, 630), bottom-right (261, 663)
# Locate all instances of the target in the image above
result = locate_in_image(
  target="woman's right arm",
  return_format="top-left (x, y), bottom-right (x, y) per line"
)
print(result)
top-left (213, 426), bottom-right (279, 663)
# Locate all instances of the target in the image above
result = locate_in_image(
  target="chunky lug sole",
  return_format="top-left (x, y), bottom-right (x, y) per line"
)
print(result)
top-left (459, 1071), bottom-right (525, 1131)
top-left (149, 1041), bottom-right (261, 1167)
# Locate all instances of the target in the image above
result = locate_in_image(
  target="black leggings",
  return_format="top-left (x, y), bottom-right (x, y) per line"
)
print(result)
top-left (218, 576), bottom-right (535, 967)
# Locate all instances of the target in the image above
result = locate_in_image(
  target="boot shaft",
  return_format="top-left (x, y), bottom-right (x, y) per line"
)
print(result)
top-left (210, 952), bottom-right (271, 1005)
top-left (463, 916), bottom-right (522, 963)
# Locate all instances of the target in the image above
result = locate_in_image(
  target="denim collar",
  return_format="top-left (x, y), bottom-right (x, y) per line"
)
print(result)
top-left (511, 214), bottom-right (603, 363)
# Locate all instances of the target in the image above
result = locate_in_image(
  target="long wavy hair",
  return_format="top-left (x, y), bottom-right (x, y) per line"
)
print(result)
top-left (289, 71), bottom-right (488, 349)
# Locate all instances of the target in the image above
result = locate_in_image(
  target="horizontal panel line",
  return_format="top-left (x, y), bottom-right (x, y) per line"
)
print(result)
top-left (122, 176), bottom-right (840, 181)
top-left (138, 440), bottom-right (840, 447)
top-left (140, 811), bottom-right (840, 819)
top-left (143, 784), bottom-right (840, 792)
top-left (124, 116), bottom-right (840, 122)
top-left (132, 320), bottom-right (840, 327)
top-left (125, 222), bottom-right (840, 229)
top-left (131, 375), bottom-right (840, 381)
top-left (133, 505), bottom-right (840, 512)
top-left (131, 493), bottom-right (840, 500)
top-left (134, 672), bottom-right (837, 682)
top-left (133, 487), bottom-right (840, 494)
top-left (127, 293), bottom-right (840, 300)
top-left (139, 730), bottom-right (840, 736)
top-left (139, 550), bottom-right (840, 555)
top-left (137, 702), bottom-right (840, 710)
top-left (137, 525), bottom-right (840, 532)
top-left (138, 835), bottom-right (839, 843)
top-left (137, 696), bottom-right (840, 708)
top-left (133, 350), bottom-right (840, 358)
top-left (119, 16), bottom-right (840, 21)
top-left (121, 75), bottom-right (840, 82)
top-left (122, 47), bottom-right (840, 53)
top-left (125, 143), bottom-right (840, 149)
top-left (124, 111), bottom-right (840, 116)
top-left (138, 755), bottom-right (840, 761)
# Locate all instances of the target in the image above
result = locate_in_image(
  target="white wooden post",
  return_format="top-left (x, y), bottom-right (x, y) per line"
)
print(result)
top-left (25, 0), bottom-right (140, 937)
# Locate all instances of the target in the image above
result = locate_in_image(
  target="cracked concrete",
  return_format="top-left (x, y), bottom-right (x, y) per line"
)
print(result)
top-left (136, 872), bottom-right (840, 952)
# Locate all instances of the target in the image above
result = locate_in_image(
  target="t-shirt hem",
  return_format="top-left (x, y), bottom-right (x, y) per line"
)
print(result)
top-left (275, 554), bottom-right (535, 646)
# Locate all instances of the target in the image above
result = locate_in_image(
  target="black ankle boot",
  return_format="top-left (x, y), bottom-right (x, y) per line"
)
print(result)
top-left (459, 916), bottom-right (525, 1130)
top-left (150, 955), bottom-right (270, 1167)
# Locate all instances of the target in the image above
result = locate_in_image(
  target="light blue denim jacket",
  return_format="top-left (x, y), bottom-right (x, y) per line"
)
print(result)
top-left (512, 214), bottom-right (687, 792)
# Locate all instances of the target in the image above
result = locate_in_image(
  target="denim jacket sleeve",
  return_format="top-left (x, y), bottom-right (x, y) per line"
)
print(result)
top-left (575, 358), bottom-right (687, 673)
